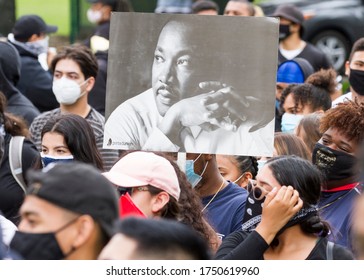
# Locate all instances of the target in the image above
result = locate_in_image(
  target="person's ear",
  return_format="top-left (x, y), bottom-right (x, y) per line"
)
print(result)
top-left (85, 76), bottom-right (95, 92)
top-left (345, 60), bottom-right (351, 76)
top-left (70, 215), bottom-right (96, 248)
top-left (151, 192), bottom-right (170, 214)
top-left (204, 154), bottom-right (213, 162)
top-left (240, 172), bottom-right (253, 188)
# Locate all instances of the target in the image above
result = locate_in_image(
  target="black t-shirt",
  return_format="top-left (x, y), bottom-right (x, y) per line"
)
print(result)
top-left (214, 230), bottom-right (354, 260)
top-left (278, 43), bottom-right (332, 72)
top-left (0, 134), bottom-right (40, 225)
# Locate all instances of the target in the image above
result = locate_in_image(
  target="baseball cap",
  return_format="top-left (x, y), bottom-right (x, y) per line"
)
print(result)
top-left (277, 58), bottom-right (314, 83)
top-left (192, 0), bottom-right (219, 14)
top-left (271, 4), bottom-right (304, 25)
top-left (12, 15), bottom-right (58, 41)
top-left (26, 162), bottom-right (119, 238)
top-left (103, 151), bottom-right (180, 200)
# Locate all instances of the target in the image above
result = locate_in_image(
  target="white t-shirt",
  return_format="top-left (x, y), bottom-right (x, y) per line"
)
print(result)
top-left (331, 92), bottom-right (352, 107)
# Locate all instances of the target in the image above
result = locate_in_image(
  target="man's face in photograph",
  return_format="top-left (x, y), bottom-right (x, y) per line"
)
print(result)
top-left (152, 21), bottom-right (205, 116)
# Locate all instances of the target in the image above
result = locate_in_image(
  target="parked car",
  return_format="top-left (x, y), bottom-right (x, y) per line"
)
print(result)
top-left (258, 0), bottom-right (364, 73)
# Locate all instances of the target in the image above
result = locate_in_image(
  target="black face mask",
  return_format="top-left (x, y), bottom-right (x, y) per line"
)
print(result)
top-left (9, 218), bottom-right (78, 260)
top-left (241, 191), bottom-right (265, 232)
top-left (241, 187), bottom-right (317, 235)
top-left (349, 68), bottom-right (364, 96)
top-left (312, 143), bottom-right (358, 182)
top-left (279, 24), bottom-right (291, 41)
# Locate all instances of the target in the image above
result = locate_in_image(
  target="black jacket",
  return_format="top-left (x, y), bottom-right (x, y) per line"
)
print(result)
top-left (0, 41), bottom-right (40, 126)
top-left (10, 41), bottom-right (59, 113)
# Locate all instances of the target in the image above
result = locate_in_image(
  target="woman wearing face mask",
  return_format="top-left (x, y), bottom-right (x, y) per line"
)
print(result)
top-left (215, 156), bottom-right (354, 260)
top-left (216, 155), bottom-right (258, 189)
top-left (280, 83), bottom-right (331, 133)
top-left (313, 100), bottom-right (364, 250)
top-left (40, 114), bottom-right (104, 170)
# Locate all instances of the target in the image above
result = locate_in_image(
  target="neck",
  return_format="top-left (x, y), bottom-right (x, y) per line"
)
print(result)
top-left (280, 35), bottom-right (304, 51)
top-left (351, 90), bottom-right (364, 104)
top-left (60, 96), bottom-right (91, 118)
top-left (264, 225), bottom-right (317, 260)
top-left (196, 171), bottom-right (227, 197)
top-left (65, 247), bottom-right (99, 260)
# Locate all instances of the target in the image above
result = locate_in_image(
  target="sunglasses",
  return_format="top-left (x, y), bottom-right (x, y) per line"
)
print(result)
top-left (247, 179), bottom-right (269, 201)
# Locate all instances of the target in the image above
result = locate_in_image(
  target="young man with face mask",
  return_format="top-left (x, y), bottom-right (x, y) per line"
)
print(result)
top-left (186, 153), bottom-right (248, 240)
top-left (8, 15), bottom-right (59, 113)
top-left (332, 38), bottom-right (364, 107)
top-left (29, 45), bottom-right (119, 171)
top-left (312, 100), bottom-right (364, 251)
top-left (9, 162), bottom-right (119, 260)
top-left (271, 4), bottom-right (332, 72)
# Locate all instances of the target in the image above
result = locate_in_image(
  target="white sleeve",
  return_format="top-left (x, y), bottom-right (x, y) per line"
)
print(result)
top-left (142, 127), bottom-right (180, 152)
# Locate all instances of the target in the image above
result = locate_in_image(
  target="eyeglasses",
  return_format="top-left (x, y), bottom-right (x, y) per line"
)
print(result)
top-left (116, 186), bottom-right (150, 197)
top-left (247, 179), bottom-right (269, 201)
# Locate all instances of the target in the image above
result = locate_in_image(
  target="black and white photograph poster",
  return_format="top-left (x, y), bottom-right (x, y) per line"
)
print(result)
top-left (103, 13), bottom-right (279, 156)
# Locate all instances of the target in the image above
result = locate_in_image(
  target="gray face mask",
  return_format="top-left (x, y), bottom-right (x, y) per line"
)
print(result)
top-left (26, 36), bottom-right (49, 55)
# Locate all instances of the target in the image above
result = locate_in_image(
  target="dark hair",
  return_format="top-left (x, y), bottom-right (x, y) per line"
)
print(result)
top-left (305, 68), bottom-right (338, 98)
top-left (349, 37), bottom-right (364, 62)
top-left (274, 132), bottom-right (311, 160)
top-left (41, 114), bottom-right (104, 170)
top-left (114, 217), bottom-right (211, 259)
top-left (118, 150), bottom-right (181, 219)
top-left (280, 83), bottom-right (331, 114)
top-left (234, 156), bottom-right (258, 178)
top-left (119, 150), bottom-right (220, 252)
top-left (266, 156), bottom-right (330, 236)
top-left (50, 44), bottom-right (98, 80)
top-left (295, 112), bottom-right (323, 153)
top-left (320, 100), bottom-right (364, 145)
top-left (0, 91), bottom-right (29, 137)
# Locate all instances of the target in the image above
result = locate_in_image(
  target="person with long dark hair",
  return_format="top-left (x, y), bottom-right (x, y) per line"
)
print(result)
top-left (40, 113), bottom-right (104, 171)
top-left (215, 156), bottom-right (354, 260)
top-left (0, 91), bottom-right (40, 225)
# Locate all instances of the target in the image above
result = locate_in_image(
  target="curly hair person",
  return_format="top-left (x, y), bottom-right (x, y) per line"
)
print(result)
top-left (319, 100), bottom-right (364, 144)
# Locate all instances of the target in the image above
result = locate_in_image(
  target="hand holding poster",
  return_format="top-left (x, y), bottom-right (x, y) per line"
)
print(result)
top-left (104, 13), bottom-right (279, 156)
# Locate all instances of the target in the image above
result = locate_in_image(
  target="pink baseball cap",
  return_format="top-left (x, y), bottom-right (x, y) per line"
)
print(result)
top-left (102, 151), bottom-right (180, 200)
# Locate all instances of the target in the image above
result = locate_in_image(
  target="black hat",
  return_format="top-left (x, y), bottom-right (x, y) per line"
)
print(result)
top-left (12, 15), bottom-right (58, 41)
top-left (26, 162), bottom-right (119, 238)
top-left (271, 4), bottom-right (304, 25)
top-left (192, 0), bottom-right (219, 14)
top-left (87, 0), bottom-right (117, 5)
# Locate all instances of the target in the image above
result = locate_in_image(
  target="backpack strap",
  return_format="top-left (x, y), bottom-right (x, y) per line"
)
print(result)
top-left (326, 241), bottom-right (334, 260)
top-left (9, 136), bottom-right (27, 194)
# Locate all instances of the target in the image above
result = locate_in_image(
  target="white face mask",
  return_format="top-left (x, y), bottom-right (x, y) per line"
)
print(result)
top-left (87, 8), bottom-right (102, 24)
top-left (52, 77), bottom-right (88, 105)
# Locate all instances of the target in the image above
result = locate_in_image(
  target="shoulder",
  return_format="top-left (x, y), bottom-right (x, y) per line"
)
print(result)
top-left (333, 243), bottom-right (355, 260)
top-left (31, 109), bottom-right (60, 126)
top-left (332, 92), bottom-right (352, 107)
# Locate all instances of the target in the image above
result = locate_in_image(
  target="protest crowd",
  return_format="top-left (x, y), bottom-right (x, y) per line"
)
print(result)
top-left (1, 0), bottom-right (364, 261)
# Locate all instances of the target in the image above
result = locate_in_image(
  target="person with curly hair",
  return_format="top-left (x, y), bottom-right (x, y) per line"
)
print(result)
top-left (305, 68), bottom-right (342, 102)
top-left (312, 100), bottom-right (364, 251)
top-left (280, 82), bottom-right (331, 133)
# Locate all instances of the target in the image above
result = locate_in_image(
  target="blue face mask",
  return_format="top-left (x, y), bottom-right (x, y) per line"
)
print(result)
top-left (257, 160), bottom-right (267, 172)
top-left (185, 154), bottom-right (208, 188)
top-left (41, 154), bottom-right (74, 168)
top-left (281, 113), bottom-right (304, 133)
